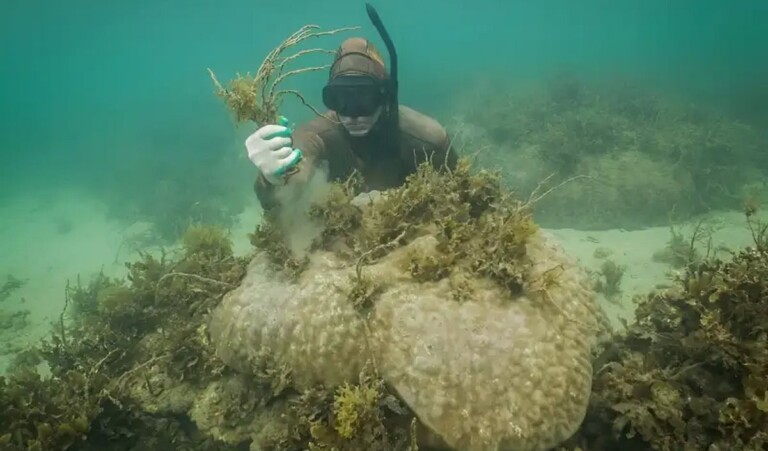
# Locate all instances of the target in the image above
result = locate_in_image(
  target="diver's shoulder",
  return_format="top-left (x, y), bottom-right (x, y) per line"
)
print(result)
top-left (397, 105), bottom-right (448, 148)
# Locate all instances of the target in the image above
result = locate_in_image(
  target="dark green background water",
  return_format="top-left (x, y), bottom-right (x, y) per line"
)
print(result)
top-left (1, 0), bottom-right (766, 212)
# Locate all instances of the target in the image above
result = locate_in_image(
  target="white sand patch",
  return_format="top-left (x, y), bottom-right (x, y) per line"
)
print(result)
top-left (546, 210), bottom-right (765, 329)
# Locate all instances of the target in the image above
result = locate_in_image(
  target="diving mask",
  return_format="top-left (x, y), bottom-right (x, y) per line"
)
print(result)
top-left (322, 74), bottom-right (387, 118)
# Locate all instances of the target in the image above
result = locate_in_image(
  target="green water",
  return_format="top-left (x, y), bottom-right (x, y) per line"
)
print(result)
top-left (1, 0), bottom-right (766, 211)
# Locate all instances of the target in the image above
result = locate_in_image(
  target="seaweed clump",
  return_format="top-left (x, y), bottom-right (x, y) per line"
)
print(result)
top-left (563, 213), bottom-right (768, 450)
top-left (592, 259), bottom-right (626, 301)
top-left (355, 158), bottom-right (537, 301)
top-left (248, 210), bottom-right (311, 280)
top-left (0, 368), bottom-right (96, 450)
top-left (304, 366), bottom-right (418, 451)
top-left (255, 157), bottom-right (539, 302)
top-left (250, 366), bottom-right (417, 451)
top-left (208, 24), bottom-right (358, 125)
top-left (652, 217), bottom-right (719, 269)
top-left (0, 224), bottom-right (249, 451)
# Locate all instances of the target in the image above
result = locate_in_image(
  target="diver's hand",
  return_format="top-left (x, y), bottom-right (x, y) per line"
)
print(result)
top-left (245, 117), bottom-right (303, 185)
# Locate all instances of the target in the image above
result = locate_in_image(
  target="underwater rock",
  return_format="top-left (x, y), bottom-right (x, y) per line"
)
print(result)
top-left (208, 160), bottom-right (606, 451)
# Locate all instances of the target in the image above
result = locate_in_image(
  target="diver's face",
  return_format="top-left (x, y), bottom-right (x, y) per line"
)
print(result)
top-left (338, 106), bottom-right (383, 137)
top-left (322, 73), bottom-right (386, 137)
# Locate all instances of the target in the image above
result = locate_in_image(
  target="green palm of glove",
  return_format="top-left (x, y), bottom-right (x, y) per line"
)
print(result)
top-left (266, 115), bottom-right (303, 177)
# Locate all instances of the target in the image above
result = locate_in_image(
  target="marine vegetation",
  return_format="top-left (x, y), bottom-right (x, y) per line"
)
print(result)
top-left (450, 74), bottom-right (767, 230)
top-left (560, 211), bottom-right (768, 451)
top-left (213, 156), bottom-right (606, 451)
top-left (3, 161), bottom-right (768, 450)
top-left (0, 225), bottom-right (249, 451)
top-left (208, 23), bottom-right (358, 126)
top-left (591, 259), bottom-right (626, 302)
top-left (250, 156), bottom-right (539, 289)
top-left (652, 217), bottom-right (720, 268)
top-left (0, 153), bottom-right (599, 451)
top-left (0, 223), bottom-right (434, 450)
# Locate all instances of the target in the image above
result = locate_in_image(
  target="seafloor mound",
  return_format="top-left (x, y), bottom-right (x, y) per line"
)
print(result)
top-left (209, 158), bottom-right (608, 451)
top-left (450, 75), bottom-right (767, 230)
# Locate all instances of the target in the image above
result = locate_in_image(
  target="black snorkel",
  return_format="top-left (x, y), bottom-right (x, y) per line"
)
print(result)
top-left (365, 3), bottom-right (399, 139)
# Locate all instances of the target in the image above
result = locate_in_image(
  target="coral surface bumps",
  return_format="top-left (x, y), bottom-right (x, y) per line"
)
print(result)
top-left (209, 225), bottom-right (601, 451)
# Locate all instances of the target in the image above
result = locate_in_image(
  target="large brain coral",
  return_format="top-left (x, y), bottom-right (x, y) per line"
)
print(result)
top-left (208, 159), bottom-right (605, 451)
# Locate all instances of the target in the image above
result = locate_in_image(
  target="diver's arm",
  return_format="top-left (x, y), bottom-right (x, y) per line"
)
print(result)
top-left (253, 173), bottom-right (279, 212)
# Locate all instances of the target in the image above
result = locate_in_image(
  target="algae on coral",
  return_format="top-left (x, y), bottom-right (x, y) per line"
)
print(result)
top-left (210, 158), bottom-right (605, 451)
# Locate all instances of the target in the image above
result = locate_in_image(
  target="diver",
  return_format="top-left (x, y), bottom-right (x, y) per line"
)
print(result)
top-left (246, 5), bottom-right (458, 212)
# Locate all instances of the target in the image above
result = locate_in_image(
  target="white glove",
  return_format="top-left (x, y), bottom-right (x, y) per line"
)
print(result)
top-left (245, 118), bottom-right (303, 185)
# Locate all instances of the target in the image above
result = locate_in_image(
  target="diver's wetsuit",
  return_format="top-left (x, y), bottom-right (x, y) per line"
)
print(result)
top-left (254, 104), bottom-right (458, 212)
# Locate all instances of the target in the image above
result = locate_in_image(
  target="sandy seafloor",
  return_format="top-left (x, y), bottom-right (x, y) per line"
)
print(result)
top-left (0, 188), bottom-right (764, 373)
